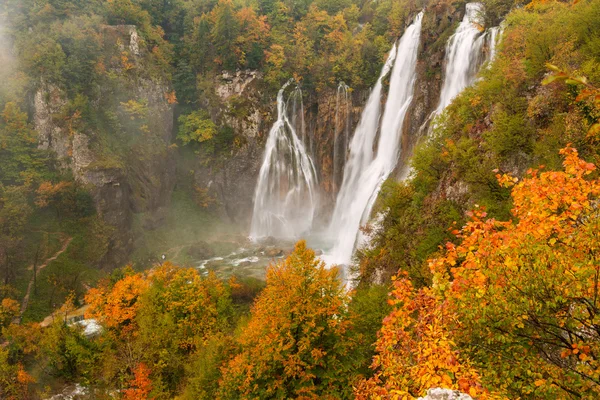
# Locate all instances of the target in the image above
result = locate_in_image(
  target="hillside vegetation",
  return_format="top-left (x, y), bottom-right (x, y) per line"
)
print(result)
top-left (1, 0), bottom-right (600, 398)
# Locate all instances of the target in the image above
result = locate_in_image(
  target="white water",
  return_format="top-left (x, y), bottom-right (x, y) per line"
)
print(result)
top-left (435, 3), bottom-right (486, 113)
top-left (326, 11), bottom-right (424, 267)
top-left (286, 85), bottom-right (308, 148)
top-left (332, 82), bottom-right (351, 193)
top-left (250, 81), bottom-right (319, 240)
top-left (486, 25), bottom-right (503, 65)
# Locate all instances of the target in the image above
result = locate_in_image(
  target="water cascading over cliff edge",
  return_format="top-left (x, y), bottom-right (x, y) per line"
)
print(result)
top-left (325, 11), bottom-right (424, 269)
top-left (250, 81), bottom-right (318, 240)
top-left (435, 3), bottom-right (501, 115)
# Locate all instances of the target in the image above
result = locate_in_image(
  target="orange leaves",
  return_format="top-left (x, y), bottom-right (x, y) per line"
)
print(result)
top-left (35, 181), bottom-right (72, 208)
top-left (84, 270), bottom-right (148, 334)
top-left (123, 363), bottom-right (153, 400)
top-left (164, 91), bottom-right (177, 105)
top-left (355, 275), bottom-right (489, 399)
top-left (218, 241), bottom-right (352, 398)
top-left (493, 170), bottom-right (518, 188)
top-left (0, 298), bottom-right (19, 327)
top-left (426, 146), bottom-right (600, 397)
top-left (121, 51), bottom-right (135, 71)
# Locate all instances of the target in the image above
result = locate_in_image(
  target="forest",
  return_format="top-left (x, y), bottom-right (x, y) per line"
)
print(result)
top-left (0, 0), bottom-right (600, 398)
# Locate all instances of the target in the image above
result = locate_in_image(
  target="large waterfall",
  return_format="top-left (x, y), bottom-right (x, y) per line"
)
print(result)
top-left (250, 81), bottom-right (318, 240)
top-left (250, 4), bottom-right (501, 271)
top-left (326, 11), bottom-right (424, 266)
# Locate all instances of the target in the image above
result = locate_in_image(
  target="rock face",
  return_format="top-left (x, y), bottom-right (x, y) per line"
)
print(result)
top-left (34, 25), bottom-right (175, 268)
top-left (32, 3), bottom-right (470, 264)
top-left (191, 70), bottom-right (267, 226)
top-left (418, 388), bottom-right (473, 400)
top-left (192, 73), bottom-right (366, 228)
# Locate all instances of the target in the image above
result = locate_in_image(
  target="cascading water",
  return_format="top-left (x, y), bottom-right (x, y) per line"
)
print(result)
top-left (332, 82), bottom-right (351, 193)
top-left (326, 11), bottom-right (424, 267)
top-left (486, 25), bottom-right (503, 65)
top-left (287, 85), bottom-right (307, 147)
top-left (435, 3), bottom-right (486, 113)
top-left (250, 81), bottom-right (318, 240)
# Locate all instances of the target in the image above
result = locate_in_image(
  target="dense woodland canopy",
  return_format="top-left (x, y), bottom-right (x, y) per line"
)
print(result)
top-left (0, 0), bottom-right (600, 398)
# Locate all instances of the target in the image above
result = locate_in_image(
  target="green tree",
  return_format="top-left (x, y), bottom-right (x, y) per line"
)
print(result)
top-left (210, 0), bottom-right (240, 70)
top-left (177, 110), bottom-right (218, 145)
top-left (0, 102), bottom-right (49, 185)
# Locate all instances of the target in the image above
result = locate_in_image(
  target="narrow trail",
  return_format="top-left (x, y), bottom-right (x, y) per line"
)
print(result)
top-left (14, 236), bottom-right (73, 324)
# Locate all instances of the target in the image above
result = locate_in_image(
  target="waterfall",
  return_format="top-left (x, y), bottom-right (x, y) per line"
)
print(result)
top-left (486, 25), bottom-right (503, 65)
top-left (250, 81), bottom-right (319, 240)
top-left (435, 3), bottom-right (486, 113)
top-left (287, 86), bottom-right (307, 147)
top-left (326, 11), bottom-right (424, 267)
top-left (332, 82), bottom-right (351, 193)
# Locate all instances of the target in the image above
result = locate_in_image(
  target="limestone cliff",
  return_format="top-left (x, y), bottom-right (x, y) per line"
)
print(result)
top-left (34, 25), bottom-right (175, 268)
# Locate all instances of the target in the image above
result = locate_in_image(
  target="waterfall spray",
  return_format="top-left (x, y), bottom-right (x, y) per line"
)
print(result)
top-left (486, 25), bottom-right (503, 65)
top-left (250, 81), bottom-right (319, 240)
top-left (436, 3), bottom-right (486, 113)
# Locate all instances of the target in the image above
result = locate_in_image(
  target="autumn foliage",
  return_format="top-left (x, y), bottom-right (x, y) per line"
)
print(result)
top-left (360, 145), bottom-right (600, 398)
top-left (218, 241), bottom-right (354, 399)
top-left (123, 363), bottom-right (153, 400)
top-left (85, 268), bottom-right (149, 334)
top-left (354, 275), bottom-right (488, 399)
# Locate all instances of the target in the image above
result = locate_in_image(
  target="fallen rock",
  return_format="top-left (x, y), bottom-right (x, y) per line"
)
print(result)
top-left (417, 388), bottom-right (473, 400)
top-left (265, 248), bottom-right (284, 257)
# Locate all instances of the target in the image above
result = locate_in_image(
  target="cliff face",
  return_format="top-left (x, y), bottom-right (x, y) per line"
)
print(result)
top-left (34, 25), bottom-right (175, 267)
top-left (189, 70), bottom-right (267, 226)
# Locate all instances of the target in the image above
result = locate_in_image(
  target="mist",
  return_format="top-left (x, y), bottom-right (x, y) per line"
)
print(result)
top-left (0, 16), bottom-right (19, 104)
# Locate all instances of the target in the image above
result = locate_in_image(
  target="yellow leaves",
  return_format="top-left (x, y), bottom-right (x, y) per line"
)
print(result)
top-left (120, 99), bottom-right (148, 120)
top-left (534, 379), bottom-right (546, 387)
top-left (494, 170), bottom-right (519, 188)
top-left (219, 241), bottom-right (351, 398)
top-left (470, 95), bottom-right (482, 107)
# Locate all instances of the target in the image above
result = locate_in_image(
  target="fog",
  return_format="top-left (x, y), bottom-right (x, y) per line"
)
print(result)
top-left (0, 16), bottom-right (19, 104)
